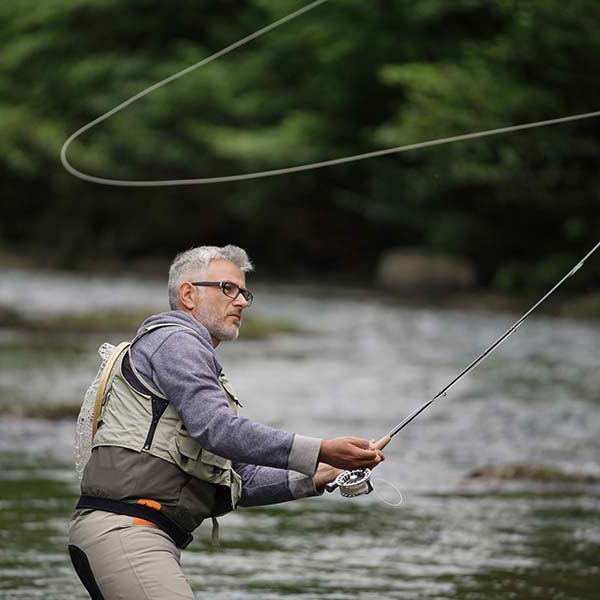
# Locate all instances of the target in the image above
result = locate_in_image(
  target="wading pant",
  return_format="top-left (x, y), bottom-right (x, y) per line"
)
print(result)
top-left (68, 509), bottom-right (195, 600)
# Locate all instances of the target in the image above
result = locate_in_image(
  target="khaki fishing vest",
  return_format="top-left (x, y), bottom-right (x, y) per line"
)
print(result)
top-left (92, 323), bottom-right (242, 513)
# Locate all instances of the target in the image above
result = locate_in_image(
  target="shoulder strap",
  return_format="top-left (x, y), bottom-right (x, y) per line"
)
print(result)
top-left (126, 322), bottom-right (197, 398)
top-left (92, 342), bottom-right (130, 439)
top-left (91, 322), bottom-right (198, 436)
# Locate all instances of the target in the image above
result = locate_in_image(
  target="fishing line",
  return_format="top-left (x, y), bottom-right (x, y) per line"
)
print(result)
top-left (60, 0), bottom-right (600, 187)
top-left (372, 477), bottom-right (403, 507)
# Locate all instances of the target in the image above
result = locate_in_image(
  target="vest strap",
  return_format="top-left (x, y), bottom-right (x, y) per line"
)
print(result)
top-left (126, 322), bottom-right (198, 399)
top-left (210, 517), bottom-right (220, 547)
top-left (76, 496), bottom-right (194, 549)
top-left (92, 342), bottom-right (130, 439)
top-left (120, 354), bottom-right (169, 451)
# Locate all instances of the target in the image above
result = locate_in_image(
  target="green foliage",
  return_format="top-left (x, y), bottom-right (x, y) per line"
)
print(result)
top-left (493, 254), bottom-right (579, 292)
top-left (1, 0), bottom-right (599, 289)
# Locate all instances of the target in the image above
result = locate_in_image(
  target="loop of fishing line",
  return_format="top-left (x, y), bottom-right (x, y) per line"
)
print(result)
top-left (372, 477), bottom-right (403, 507)
top-left (60, 0), bottom-right (600, 187)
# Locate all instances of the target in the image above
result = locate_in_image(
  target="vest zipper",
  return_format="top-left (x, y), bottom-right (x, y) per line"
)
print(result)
top-left (143, 395), bottom-right (169, 451)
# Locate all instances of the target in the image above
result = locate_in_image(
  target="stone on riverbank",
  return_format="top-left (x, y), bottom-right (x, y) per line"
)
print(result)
top-left (559, 292), bottom-right (600, 320)
top-left (377, 250), bottom-right (475, 294)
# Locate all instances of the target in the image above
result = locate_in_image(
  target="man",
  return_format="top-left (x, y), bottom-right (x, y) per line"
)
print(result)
top-left (68, 244), bottom-right (384, 600)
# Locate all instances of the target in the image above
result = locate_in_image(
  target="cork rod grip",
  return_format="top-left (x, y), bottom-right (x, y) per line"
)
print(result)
top-left (373, 434), bottom-right (392, 450)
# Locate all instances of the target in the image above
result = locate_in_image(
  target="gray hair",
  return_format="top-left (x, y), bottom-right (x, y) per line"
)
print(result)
top-left (168, 245), bottom-right (254, 310)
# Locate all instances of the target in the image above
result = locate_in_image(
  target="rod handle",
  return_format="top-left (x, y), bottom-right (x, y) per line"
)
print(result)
top-left (373, 434), bottom-right (392, 450)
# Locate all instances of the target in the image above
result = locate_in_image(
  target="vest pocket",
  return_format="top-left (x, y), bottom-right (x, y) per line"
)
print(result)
top-left (171, 416), bottom-right (233, 492)
top-left (200, 449), bottom-right (230, 470)
top-left (174, 433), bottom-right (231, 485)
top-left (175, 432), bottom-right (201, 461)
top-left (194, 448), bottom-right (231, 484)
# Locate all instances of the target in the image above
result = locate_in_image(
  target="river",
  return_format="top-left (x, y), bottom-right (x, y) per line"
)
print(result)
top-left (1, 268), bottom-right (599, 599)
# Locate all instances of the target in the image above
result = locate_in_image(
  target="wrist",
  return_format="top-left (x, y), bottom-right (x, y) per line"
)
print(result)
top-left (318, 439), bottom-right (331, 464)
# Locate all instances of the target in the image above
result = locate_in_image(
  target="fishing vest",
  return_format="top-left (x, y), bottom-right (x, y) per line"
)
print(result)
top-left (79, 323), bottom-right (242, 546)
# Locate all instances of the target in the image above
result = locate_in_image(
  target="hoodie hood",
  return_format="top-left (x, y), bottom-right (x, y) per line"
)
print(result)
top-left (138, 310), bottom-right (221, 369)
top-left (139, 310), bottom-right (211, 341)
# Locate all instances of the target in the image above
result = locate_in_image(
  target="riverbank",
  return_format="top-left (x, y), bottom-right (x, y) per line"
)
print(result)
top-left (2, 257), bottom-right (599, 320)
top-left (388, 290), bottom-right (600, 321)
top-left (0, 305), bottom-right (303, 337)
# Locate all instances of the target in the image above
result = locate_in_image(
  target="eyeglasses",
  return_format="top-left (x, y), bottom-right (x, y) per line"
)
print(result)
top-left (192, 281), bottom-right (254, 306)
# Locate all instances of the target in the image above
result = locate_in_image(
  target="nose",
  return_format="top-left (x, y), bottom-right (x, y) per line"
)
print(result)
top-left (234, 294), bottom-right (249, 309)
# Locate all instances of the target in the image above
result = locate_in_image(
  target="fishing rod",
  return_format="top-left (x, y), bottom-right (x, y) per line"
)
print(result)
top-left (327, 239), bottom-right (600, 497)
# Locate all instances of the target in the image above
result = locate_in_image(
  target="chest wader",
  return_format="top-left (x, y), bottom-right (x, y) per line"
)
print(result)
top-left (76, 323), bottom-right (242, 549)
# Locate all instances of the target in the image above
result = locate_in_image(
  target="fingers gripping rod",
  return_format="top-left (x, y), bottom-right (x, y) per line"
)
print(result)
top-left (328, 240), bottom-right (600, 495)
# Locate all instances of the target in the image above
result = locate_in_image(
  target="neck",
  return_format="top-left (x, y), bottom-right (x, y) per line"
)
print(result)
top-left (178, 305), bottom-right (220, 348)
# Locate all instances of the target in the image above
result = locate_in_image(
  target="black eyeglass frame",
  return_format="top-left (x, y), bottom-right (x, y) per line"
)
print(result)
top-left (191, 281), bottom-right (254, 306)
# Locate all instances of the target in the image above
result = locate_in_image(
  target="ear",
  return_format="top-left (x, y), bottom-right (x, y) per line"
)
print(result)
top-left (179, 281), bottom-right (196, 311)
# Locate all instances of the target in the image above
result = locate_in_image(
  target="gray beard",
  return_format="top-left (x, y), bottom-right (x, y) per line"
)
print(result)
top-left (209, 320), bottom-right (240, 342)
top-left (194, 306), bottom-right (240, 342)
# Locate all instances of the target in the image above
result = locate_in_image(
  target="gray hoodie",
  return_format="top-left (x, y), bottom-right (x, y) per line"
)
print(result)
top-left (130, 310), bottom-right (322, 505)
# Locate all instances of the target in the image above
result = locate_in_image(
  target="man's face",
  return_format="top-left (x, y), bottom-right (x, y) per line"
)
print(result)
top-left (190, 259), bottom-right (250, 345)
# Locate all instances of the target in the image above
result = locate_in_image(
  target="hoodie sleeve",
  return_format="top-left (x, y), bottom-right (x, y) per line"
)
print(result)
top-left (233, 463), bottom-right (321, 507)
top-left (135, 328), bottom-right (321, 476)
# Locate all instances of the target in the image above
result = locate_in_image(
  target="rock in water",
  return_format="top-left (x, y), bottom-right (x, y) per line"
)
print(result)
top-left (377, 250), bottom-right (475, 294)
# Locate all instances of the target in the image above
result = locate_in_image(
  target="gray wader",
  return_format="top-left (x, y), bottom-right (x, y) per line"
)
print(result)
top-left (69, 510), bottom-right (194, 600)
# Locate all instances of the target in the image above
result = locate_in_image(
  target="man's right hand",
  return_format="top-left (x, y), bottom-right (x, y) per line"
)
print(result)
top-left (319, 437), bottom-right (384, 470)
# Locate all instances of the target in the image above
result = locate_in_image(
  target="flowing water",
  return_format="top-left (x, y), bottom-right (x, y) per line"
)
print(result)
top-left (1, 268), bottom-right (599, 599)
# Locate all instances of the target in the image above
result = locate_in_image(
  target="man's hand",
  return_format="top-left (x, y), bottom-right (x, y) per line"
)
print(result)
top-left (313, 463), bottom-right (342, 493)
top-left (319, 437), bottom-right (385, 470)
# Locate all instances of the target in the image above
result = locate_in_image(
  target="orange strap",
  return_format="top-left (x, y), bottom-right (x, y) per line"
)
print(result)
top-left (133, 499), bottom-right (162, 527)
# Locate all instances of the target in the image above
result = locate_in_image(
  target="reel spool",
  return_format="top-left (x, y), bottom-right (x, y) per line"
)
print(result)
top-left (332, 468), bottom-right (373, 497)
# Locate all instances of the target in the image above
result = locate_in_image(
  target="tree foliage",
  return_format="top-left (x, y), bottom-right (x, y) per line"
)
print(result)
top-left (1, 0), bottom-right (599, 288)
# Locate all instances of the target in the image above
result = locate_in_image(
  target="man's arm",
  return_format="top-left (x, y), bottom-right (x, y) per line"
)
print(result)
top-left (233, 462), bottom-right (344, 507)
top-left (140, 328), bottom-right (320, 474)
top-left (136, 328), bottom-right (383, 475)
top-left (233, 463), bottom-right (319, 507)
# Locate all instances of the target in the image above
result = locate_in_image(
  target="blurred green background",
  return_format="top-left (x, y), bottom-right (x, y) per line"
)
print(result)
top-left (1, 0), bottom-right (599, 297)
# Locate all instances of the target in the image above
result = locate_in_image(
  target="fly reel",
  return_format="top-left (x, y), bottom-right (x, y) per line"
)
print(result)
top-left (328, 468), bottom-right (373, 497)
